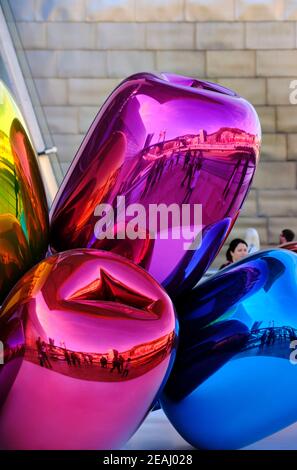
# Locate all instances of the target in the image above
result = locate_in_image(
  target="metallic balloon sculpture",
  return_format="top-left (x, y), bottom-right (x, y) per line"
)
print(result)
top-left (0, 249), bottom-right (177, 449)
top-left (49, 72), bottom-right (261, 298)
top-left (0, 73), bottom-right (267, 450)
top-left (161, 249), bottom-right (297, 449)
top-left (0, 81), bottom-right (49, 303)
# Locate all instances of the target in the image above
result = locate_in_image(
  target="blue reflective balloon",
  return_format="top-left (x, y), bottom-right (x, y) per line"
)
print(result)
top-left (161, 249), bottom-right (297, 449)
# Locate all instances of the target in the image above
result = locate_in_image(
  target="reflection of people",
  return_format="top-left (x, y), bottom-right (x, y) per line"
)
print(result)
top-left (100, 356), bottom-right (107, 368)
top-left (259, 331), bottom-right (267, 350)
top-left (71, 352), bottom-right (81, 367)
top-left (167, 152), bottom-right (175, 171)
top-left (122, 358), bottom-right (131, 377)
top-left (183, 167), bottom-right (200, 203)
top-left (162, 337), bottom-right (172, 358)
top-left (175, 151), bottom-right (181, 166)
top-left (182, 149), bottom-right (191, 169)
top-left (118, 355), bottom-right (124, 373)
top-left (181, 161), bottom-right (194, 188)
top-left (279, 229), bottom-right (295, 244)
top-left (244, 227), bottom-right (260, 254)
top-left (83, 353), bottom-right (89, 365)
top-left (219, 239), bottom-right (248, 270)
top-left (36, 338), bottom-right (44, 367)
top-left (110, 353), bottom-right (121, 374)
top-left (64, 348), bottom-right (72, 366)
top-left (36, 338), bottom-right (52, 369)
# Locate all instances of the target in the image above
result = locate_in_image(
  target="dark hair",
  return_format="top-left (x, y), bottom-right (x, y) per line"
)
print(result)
top-left (226, 238), bottom-right (248, 262)
top-left (281, 229), bottom-right (295, 243)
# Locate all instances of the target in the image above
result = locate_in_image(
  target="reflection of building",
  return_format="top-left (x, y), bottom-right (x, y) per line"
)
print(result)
top-left (129, 331), bottom-right (175, 360)
top-left (207, 127), bottom-right (257, 145)
top-left (120, 97), bottom-right (147, 162)
top-left (199, 129), bottom-right (207, 143)
top-left (24, 328), bottom-right (175, 368)
top-left (142, 126), bottom-right (260, 161)
top-left (21, 328), bottom-right (175, 382)
top-left (236, 325), bottom-right (297, 360)
top-left (0, 129), bottom-right (23, 218)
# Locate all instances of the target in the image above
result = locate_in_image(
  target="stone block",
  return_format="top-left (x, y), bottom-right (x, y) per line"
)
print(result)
top-left (17, 22), bottom-right (47, 49)
top-left (36, 0), bottom-right (85, 21)
top-left (196, 22), bottom-right (244, 50)
top-left (246, 22), bottom-right (295, 49)
top-left (218, 78), bottom-right (266, 105)
top-left (60, 161), bottom-right (71, 176)
top-left (156, 51), bottom-right (205, 76)
top-left (253, 161), bottom-right (296, 189)
top-left (260, 134), bottom-right (287, 161)
top-left (288, 134), bottom-right (297, 160)
top-left (255, 106), bottom-right (276, 132)
top-left (43, 106), bottom-right (78, 134)
top-left (47, 23), bottom-right (96, 49)
top-left (135, 0), bottom-right (184, 21)
top-left (97, 23), bottom-right (146, 49)
top-left (68, 78), bottom-right (121, 105)
top-left (207, 51), bottom-right (255, 78)
top-left (240, 189), bottom-right (258, 217)
top-left (235, 0), bottom-right (284, 20)
top-left (257, 51), bottom-right (297, 77)
top-left (185, 0), bottom-right (235, 21)
top-left (52, 133), bottom-right (85, 162)
top-left (284, 0), bottom-right (297, 19)
top-left (276, 106), bottom-right (297, 132)
top-left (78, 106), bottom-right (99, 134)
top-left (147, 23), bottom-right (194, 50)
top-left (8, 0), bottom-right (36, 21)
top-left (34, 78), bottom-right (67, 105)
top-left (259, 190), bottom-right (297, 216)
top-left (57, 51), bottom-right (107, 78)
top-left (86, 0), bottom-right (135, 21)
top-left (267, 78), bottom-right (294, 105)
top-left (107, 51), bottom-right (155, 78)
top-left (26, 50), bottom-right (57, 78)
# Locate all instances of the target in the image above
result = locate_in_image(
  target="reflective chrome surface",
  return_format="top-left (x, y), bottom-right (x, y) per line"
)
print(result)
top-left (161, 249), bottom-right (297, 449)
top-left (0, 249), bottom-right (177, 449)
top-left (0, 81), bottom-right (49, 303)
top-left (50, 72), bottom-right (261, 298)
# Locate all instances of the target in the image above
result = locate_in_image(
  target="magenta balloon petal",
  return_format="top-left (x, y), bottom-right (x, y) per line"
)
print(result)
top-left (50, 73), bottom-right (261, 297)
top-left (0, 249), bottom-right (177, 449)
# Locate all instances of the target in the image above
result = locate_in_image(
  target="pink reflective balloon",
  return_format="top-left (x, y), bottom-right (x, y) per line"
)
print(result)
top-left (50, 73), bottom-right (261, 297)
top-left (0, 249), bottom-right (177, 449)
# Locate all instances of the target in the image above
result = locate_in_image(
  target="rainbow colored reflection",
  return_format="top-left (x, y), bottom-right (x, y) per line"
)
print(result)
top-left (0, 81), bottom-right (49, 303)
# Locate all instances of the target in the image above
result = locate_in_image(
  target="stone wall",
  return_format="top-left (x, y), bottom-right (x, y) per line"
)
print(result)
top-left (8, 0), bottom-right (297, 247)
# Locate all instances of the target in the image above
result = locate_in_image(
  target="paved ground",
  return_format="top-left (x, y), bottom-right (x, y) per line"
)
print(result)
top-left (123, 409), bottom-right (193, 450)
top-left (123, 409), bottom-right (297, 450)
